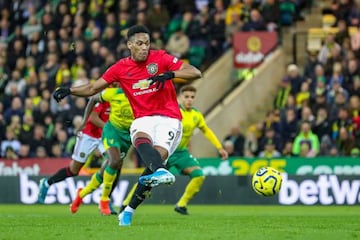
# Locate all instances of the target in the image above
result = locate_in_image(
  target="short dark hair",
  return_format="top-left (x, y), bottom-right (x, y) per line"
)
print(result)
top-left (127, 25), bottom-right (150, 40)
top-left (180, 85), bottom-right (197, 93)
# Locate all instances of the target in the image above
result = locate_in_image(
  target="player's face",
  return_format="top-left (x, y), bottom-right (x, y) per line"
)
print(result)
top-left (180, 91), bottom-right (195, 110)
top-left (127, 33), bottom-right (150, 62)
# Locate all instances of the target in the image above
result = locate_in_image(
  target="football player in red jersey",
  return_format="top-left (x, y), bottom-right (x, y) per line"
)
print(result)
top-left (37, 101), bottom-right (110, 204)
top-left (53, 25), bottom-right (202, 225)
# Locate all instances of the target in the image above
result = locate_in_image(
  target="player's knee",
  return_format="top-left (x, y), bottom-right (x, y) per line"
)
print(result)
top-left (68, 166), bottom-right (80, 176)
top-left (189, 169), bottom-right (204, 179)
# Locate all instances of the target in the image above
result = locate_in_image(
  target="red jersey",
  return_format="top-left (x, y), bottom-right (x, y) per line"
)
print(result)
top-left (101, 50), bottom-right (183, 120)
top-left (82, 101), bottom-right (110, 138)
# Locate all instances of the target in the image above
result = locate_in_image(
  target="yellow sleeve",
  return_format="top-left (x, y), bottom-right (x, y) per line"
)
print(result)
top-left (198, 113), bottom-right (223, 150)
top-left (101, 88), bottom-right (117, 102)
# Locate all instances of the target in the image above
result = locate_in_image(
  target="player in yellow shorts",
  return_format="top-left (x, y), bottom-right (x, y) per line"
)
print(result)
top-left (70, 87), bottom-right (134, 215)
top-left (119, 85), bottom-right (228, 223)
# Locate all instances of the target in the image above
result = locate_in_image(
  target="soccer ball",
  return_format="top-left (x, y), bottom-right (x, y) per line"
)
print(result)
top-left (252, 166), bottom-right (282, 196)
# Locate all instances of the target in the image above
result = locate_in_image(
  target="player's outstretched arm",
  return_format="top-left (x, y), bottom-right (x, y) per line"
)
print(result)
top-left (53, 78), bottom-right (109, 102)
top-left (70, 78), bottom-right (109, 97)
top-left (175, 63), bottom-right (202, 81)
top-left (201, 125), bottom-right (229, 160)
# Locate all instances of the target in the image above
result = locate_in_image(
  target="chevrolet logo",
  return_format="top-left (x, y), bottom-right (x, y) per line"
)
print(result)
top-left (132, 79), bottom-right (150, 90)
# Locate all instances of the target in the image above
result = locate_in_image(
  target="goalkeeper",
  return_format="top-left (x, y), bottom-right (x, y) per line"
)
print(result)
top-left (119, 85), bottom-right (228, 225)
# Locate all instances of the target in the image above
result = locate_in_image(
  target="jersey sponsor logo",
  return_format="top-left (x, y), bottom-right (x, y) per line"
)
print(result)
top-left (109, 139), bottom-right (114, 144)
top-left (146, 63), bottom-right (158, 75)
top-left (132, 79), bottom-right (151, 90)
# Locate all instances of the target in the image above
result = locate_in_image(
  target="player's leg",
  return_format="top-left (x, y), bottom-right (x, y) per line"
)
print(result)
top-left (38, 133), bottom-right (98, 203)
top-left (99, 122), bottom-right (130, 215)
top-left (119, 182), bottom-right (138, 213)
top-left (70, 159), bottom-right (108, 214)
top-left (171, 150), bottom-right (205, 215)
top-left (132, 116), bottom-right (182, 187)
top-left (100, 147), bottom-right (122, 215)
top-left (108, 168), bottom-right (121, 215)
top-left (119, 151), bottom-right (142, 212)
top-left (119, 168), bottom-right (152, 226)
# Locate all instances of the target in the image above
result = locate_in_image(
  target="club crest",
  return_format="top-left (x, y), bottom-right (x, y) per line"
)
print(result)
top-left (147, 63), bottom-right (158, 75)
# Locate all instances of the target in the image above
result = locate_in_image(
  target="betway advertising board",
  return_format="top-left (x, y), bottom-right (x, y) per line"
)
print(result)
top-left (1, 174), bottom-right (360, 205)
top-left (1, 157), bottom-right (359, 176)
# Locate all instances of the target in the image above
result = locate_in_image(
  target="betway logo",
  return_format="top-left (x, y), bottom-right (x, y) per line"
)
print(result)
top-left (279, 174), bottom-right (360, 205)
top-left (0, 162), bottom-right (40, 176)
top-left (20, 174), bottom-right (129, 206)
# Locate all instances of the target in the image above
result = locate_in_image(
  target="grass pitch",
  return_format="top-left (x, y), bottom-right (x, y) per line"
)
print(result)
top-left (0, 204), bottom-right (359, 240)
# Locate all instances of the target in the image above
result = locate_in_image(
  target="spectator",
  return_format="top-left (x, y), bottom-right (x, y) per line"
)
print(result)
top-left (165, 27), bottom-right (190, 58)
top-left (313, 107), bottom-right (332, 142)
top-left (33, 100), bottom-right (52, 126)
top-left (208, 12), bottom-right (226, 60)
top-left (18, 144), bottom-right (31, 159)
top-left (147, 0), bottom-right (170, 32)
top-left (344, 58), bottom-right (359, 91)
top-left (318, 32), bottom-right (341, 66)
top-left (258, 139), bottom-right (281, 158)
top-left (29, 124), bottom-right (52, 157)
top-left (1, 127), bottom-right (21, 157)
top-left (348, 75), bottom-right (360, 96)
top-left (223, 140), bottom-right (237, 157)
top-left (5, 69), bottom-right (27, 98)
top-left (150, 29), bottom-right (165, 50)
top-left (296, 81), bottom-right (311, 108)
top-left (225, 0), bottom-right (242, 26)
top-left (331, 107), bottom-right (353, 140)
top-left (35, 146), bottom-right (48, 158)
top-left (18, 114), bottom-right (35, 146)
top-left (335, 19), bottom-right (350, 46)
top-left (3, 96), bottom-right (24, 124)
top-left (258, 126), bottom-right (283, 152)
top-left (223, 126), bottom-right (245, 156)
top-left (300, 106), bottom-right (315, 126)
top-left (282, 140), bottom-right (294, 157)
top-left (303, 51), bottom-right (321, 83)
top-left (279, 107), bottom-right (298, 143)
top-left (292, 121), bottom-right (320, 156)
top-left (348, 95), bottom-right (360, 117)
top-left (274, 76), bottom-right (292, 110)
top-left (241, 9), bottom-right (267, 31)
top-left (260, 0), bottom-right (281, 32)
top-left (243, 126), bottom-right (259, 156)
top-left (286, 64), bottom-right (304, 95)
top-left (336, 126), bottom-right (356, 156)
top-left (4, 146), bottom-right (19, 160)
top-left (328, 90), bottom-right (349, 121)
top-left (310, 77), bottom-right (328, 111)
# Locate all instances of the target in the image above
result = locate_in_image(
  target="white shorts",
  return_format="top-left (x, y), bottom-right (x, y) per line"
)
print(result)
top-left (130, 116), bottom-right (182, 159)
top-left (71, 132), bottom-right (106, 163)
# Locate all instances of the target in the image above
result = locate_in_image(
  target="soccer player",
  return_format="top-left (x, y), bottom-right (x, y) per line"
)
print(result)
top-left (70, 86), bottom-right (134, 215)
top-left (119, 85), bottom-right (228, 224)
top-left (37, 100), bottom-right (110, 206)
top-left (53, 25), bottom-right (201, 221)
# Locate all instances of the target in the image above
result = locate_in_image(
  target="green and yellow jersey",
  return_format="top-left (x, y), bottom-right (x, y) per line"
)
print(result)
top-left (177, 105), bottom-right (222, 150)
top-left (100, 88), bottom-right (134, 130)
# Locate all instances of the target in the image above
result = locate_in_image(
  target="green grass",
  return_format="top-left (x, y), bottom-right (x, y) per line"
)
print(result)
top-left (0, 205), bottom-right (359, 240)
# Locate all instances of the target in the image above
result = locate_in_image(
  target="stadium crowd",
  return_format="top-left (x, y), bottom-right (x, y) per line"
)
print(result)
top-left (0, 0), bottom-right (309, 161)
top-left (223, 0), bottom-right (360, 158)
